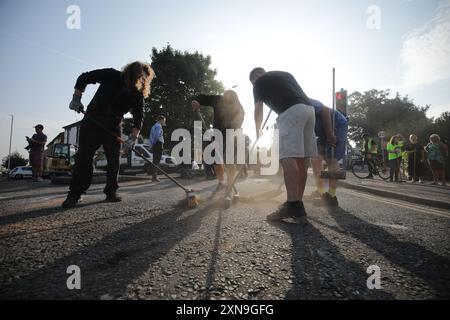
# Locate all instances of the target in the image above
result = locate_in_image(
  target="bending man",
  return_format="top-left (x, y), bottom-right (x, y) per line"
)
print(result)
top-left (191, 90), bottom-right (245, 193)
top-left (249, 68), bottom-right (317, 221)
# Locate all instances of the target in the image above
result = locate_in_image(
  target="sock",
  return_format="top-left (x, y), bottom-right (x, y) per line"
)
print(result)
top-left (328, 189), bottom-right (336, 198)
top-left (317, 187), bottom-right (325, 195)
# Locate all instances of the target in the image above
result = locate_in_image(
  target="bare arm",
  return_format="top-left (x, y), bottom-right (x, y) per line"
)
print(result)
top-left (254, 101), bottom-right (263, 138)
top-left (320, 107), bottom-right (336, 145)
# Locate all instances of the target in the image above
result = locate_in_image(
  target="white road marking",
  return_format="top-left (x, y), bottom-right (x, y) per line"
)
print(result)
top-left (341, 189), bottom-right (450, 219)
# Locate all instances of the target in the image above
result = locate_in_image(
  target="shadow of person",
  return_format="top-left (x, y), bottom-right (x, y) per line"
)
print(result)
top-left (267, 218), bottom-right (393, 300)
top-left (0, 199), bottom-right (222, 299)
top-left (326, 206), bottom-right (450, 298)
top-left (0, 200), bottom-right (111, 227)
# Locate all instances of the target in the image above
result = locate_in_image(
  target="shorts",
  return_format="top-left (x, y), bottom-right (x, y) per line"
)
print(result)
top-left (316, 124), bottom-right (348, 160)
top-left (277, 103), bottom-right (317, 160)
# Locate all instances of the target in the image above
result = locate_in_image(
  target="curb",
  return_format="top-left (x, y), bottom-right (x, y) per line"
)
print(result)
top-left (340, 181), bottom-right (450, 210)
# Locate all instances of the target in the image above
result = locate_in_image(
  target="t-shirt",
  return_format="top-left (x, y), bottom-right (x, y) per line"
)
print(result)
top-left (30, 132), bottom-right (47, 153)
top-left (193, 93), bottom-right (245, 132)
top-left (253, 71), bottom-right (310, 114)
top-left (308, 98), bottom-right (348, 137)
top-left (425, 143), bottom-right (446, 164)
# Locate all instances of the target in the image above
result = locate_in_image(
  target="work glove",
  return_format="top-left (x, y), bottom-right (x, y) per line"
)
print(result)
top-left (123, 134), bottom-right (138, 153)
top-left (69, 94), bottom-right (84, 113)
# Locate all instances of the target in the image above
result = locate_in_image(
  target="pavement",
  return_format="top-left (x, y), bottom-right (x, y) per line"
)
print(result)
top-left (0, 173), bottom-right (449, 300)
top-left (338, 173), bottom-right (450, 210)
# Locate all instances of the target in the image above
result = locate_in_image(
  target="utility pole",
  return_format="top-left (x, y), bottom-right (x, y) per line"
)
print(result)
top-left (7, 114), bottom-right (14, 171)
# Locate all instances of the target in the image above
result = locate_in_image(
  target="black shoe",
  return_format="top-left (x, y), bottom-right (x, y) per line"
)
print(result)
top-left (293, 201), bottom-right (307, 217)
top-left (62, 194), bottom-right (81, 208)
top-left (313, 193), bottom-right (339, 207)
top-left (367, 175), bottom-right (374, 179)
top-left (105, 193), bottom-right (122, 202)
top-left (267, 201), bottom-right (306, 221)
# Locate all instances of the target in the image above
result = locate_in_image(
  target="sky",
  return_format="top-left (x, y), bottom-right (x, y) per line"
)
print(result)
top-left (0, 0), bottom-right (449, 161)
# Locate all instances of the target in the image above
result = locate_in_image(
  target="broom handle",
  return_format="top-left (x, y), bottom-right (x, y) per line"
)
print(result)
top-left (132, 147), bottom-right (191, 193)
top-left (331, 68), bottom-right (336, 160)
top-left (80, 111), bottom-right (190, 193)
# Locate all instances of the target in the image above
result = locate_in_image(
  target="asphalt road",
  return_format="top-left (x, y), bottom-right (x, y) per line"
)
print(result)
top-left (0, 174), bottom-right (449, 300)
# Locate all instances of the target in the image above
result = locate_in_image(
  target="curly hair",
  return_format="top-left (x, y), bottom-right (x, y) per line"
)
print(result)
top-left (122, 61), bottom-right (155, 98)
top-left (217, 90), bottom-right (245, 129)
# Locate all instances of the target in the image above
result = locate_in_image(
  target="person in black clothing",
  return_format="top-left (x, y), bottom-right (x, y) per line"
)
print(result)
top-left (405, 134), bottom-right (425, 183)
top-left (191, 90), bottom-right (245, 193)
top-left (62, 61), bottom-right (155, 208)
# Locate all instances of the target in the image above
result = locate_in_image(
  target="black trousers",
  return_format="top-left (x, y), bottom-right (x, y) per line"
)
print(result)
top-left (389, 158), bottom-right (400, 181)
top-left (152, 141), bottom-right (163, 176)
top-left (69, 120), bottom-right (121, 197)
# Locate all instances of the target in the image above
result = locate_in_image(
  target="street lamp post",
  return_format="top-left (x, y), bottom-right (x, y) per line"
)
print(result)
top-left (7, 114), bottom-right (14, 171)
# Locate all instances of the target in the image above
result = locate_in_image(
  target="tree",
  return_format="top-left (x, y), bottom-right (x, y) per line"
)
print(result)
top-left (348, 89), bottom-right (432, 145)
top-left (128, 45), bottom-right (224, 150)
top-left (2, 152), bottom-right (28, 169)
top-left (432, 111), bottom-right (450, 144)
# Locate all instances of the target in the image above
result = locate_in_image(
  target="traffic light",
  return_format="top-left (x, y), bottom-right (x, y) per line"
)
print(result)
top-left (335, 89), bottom-right (348, 116)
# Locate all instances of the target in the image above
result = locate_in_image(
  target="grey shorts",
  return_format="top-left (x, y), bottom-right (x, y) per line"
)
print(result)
top-left (276, 104), bottom-right (317, 160)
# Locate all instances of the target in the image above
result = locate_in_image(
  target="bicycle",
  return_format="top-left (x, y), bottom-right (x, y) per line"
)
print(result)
top-left (351, 154), bottom-right (390, 180)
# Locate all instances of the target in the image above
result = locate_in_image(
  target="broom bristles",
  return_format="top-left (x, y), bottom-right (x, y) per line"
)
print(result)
top-left (187, 193), bottom-right (199, 209)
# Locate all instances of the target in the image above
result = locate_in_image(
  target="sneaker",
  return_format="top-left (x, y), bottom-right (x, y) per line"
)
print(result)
top-left (313, 193), bottom-right (339, 207)
top-left (36, 177), bottom-right (44, 182)
top-left (267, 201), bottom-right (306, 221)
top-left (62, 194), bottom-right (81, 208)
top-left (152, 177), bottom-right (161, 182)
top-left (105, 193), bottom-right (122, 202)
top-left (367, 175), bottom-right (374, 179)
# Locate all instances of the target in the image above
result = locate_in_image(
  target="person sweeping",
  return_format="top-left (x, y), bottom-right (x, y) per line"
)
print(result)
top-left (62, 61), bottom-right (155, 208)
top-left (191, 90), bottom-right (245, 193)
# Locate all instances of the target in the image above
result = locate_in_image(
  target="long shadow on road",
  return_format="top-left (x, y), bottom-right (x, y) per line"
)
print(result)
top-left (0, 200), bottom-right (218, 299)
top-left (327, 207), bottom-right (450, 298)
top-left (269, 217), bottom-right (393, 300)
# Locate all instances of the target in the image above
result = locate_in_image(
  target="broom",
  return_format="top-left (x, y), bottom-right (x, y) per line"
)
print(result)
top-left (80, 110), bottom-right (199, 209)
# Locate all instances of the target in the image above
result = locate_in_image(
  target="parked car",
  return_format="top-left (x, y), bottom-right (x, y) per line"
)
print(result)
top-left (8, 166), bottom-right (33, 179)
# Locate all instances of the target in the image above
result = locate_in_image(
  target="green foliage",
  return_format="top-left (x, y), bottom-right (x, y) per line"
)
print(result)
top-left (2, 151), bottom-right (28, 169)
top-left (348, 89), bottom-right (434, 146)
top-left (139, 45), bottom-right (224, 149)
